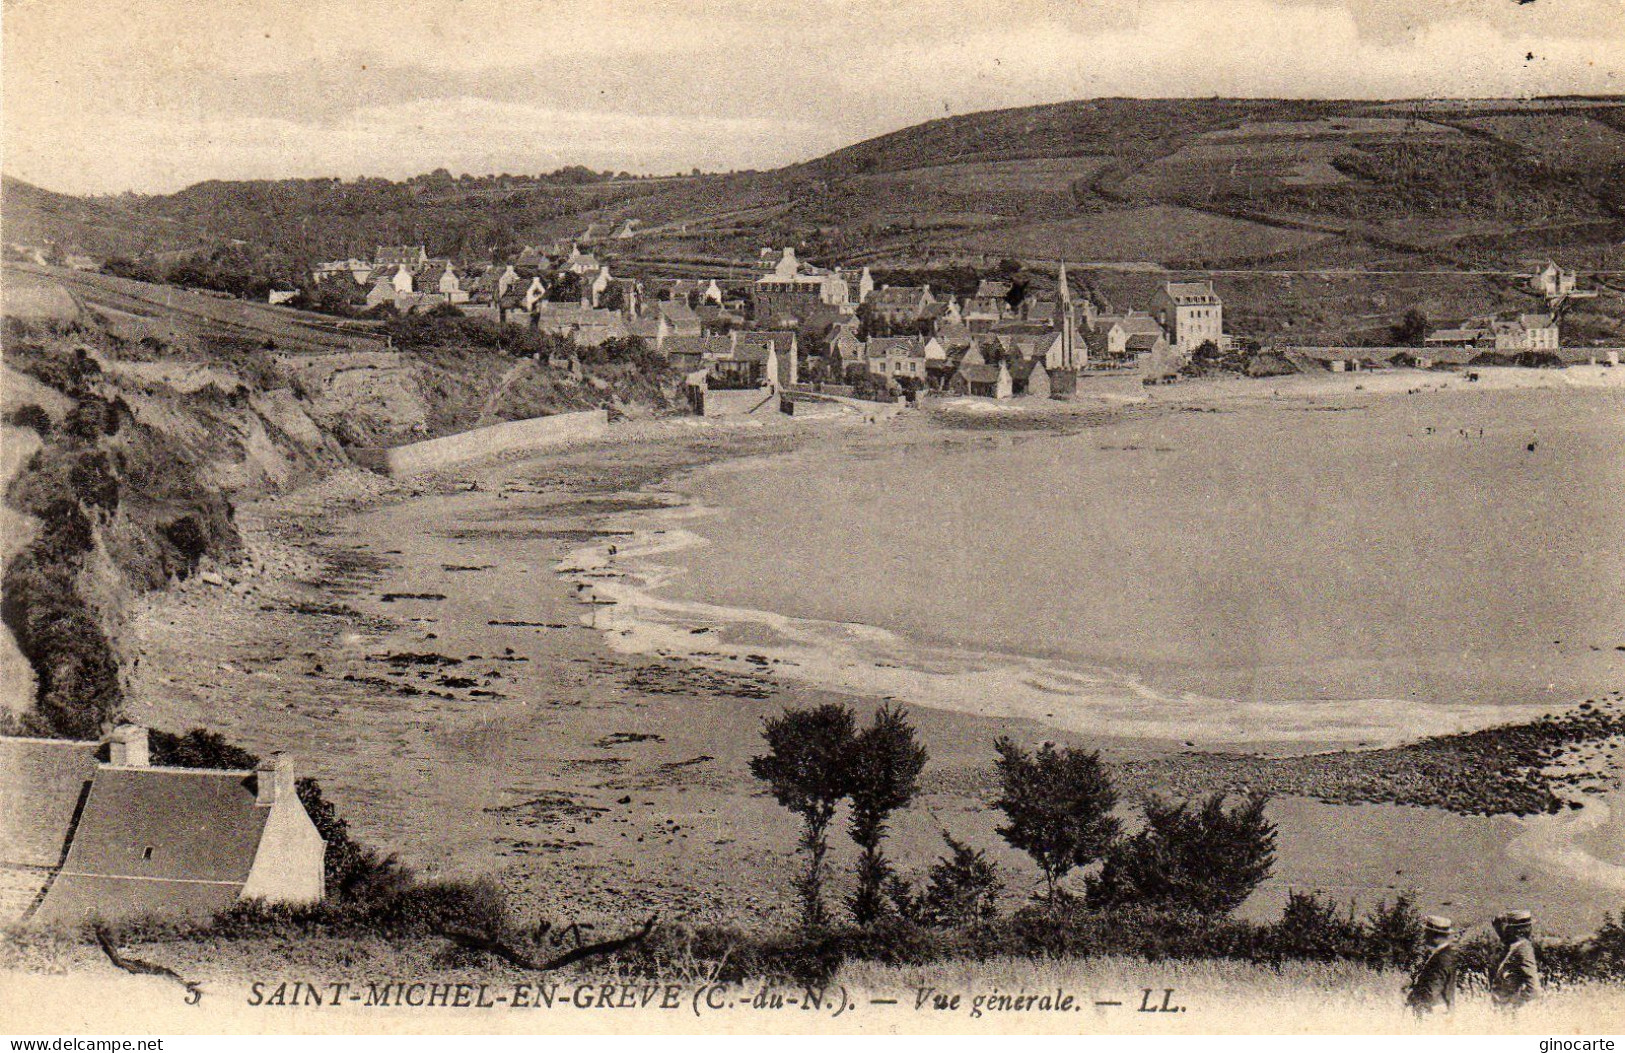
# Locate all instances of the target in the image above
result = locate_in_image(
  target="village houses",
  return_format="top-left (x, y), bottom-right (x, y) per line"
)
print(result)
top-left (865, 284), bottom-right (938, 328)
top-left (865, 335), bottom-right (945, 382)
top-left (311, 237), bottom-right (1255, 408)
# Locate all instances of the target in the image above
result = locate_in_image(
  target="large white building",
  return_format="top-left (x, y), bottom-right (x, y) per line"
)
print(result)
top-left (1151, 281), bottom-right (1224, 354)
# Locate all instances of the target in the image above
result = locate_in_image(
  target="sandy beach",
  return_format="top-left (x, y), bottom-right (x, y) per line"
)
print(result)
top-left (123, 371), bottom-right (1625, 936)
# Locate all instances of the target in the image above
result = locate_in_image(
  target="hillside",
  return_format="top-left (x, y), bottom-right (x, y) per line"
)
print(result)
top-left (9, 96), bottom-right (1624, 280)
top-left (0, 265), bottom-right (679, 739)
top-left (0, 178), bottom-right (213, 259)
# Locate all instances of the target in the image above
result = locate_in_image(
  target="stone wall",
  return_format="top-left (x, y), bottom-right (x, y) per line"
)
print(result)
top-left (356, 409), bottom-right (608, 476)
top-left (697, 387), bottom-right (782, 417)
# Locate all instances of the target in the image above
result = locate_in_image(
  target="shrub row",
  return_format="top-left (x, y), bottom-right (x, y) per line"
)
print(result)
top-left (609, 893), bottom-right (1625, 988)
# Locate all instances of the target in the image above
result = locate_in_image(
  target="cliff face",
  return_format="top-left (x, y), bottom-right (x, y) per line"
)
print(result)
top-left (0, 298), bottom-right (673, 738)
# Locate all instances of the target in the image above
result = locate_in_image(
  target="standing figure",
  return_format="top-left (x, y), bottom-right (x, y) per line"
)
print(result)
top-left (1491, 910), bottom-right (1542, 1009)
top-left (1406, 915), bottom-right (1459, 1015)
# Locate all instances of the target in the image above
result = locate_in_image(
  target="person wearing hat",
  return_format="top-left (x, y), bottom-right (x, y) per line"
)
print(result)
top-left (1491, 910), bottom-right (1542, 1009)
top-left (1406, 915), bottom-right (1459, 1015)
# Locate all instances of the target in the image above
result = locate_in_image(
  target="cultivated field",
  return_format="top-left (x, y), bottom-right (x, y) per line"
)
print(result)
top-left (9, 263), bottom-right (385, 354)
top-left (951, 205), bottom-right (1332, 264)
top-left (1456, 112), bottom-right (1625, 169)
top-left (867, 157), bottom-right (1113, 197)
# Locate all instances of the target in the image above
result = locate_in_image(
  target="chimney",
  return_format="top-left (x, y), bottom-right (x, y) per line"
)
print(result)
top-left (255, 753), bottom-right (295, 807)
top-left (109, 724), bottom-right (149, 767)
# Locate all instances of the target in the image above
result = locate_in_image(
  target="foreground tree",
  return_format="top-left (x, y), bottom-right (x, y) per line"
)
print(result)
top-left (921, 831), bottom-right (1003, 928)
top-left (992, 738), bottom-right (1119, 905)
top-left (1087, 792), bottom-right (1276, 915)
top-left (847, 705), bottom-right (928, 925)
top-left (750, 704), bottom-right (858, 928)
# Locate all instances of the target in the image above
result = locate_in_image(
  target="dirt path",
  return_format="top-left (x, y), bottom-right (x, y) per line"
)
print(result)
top-left (476, 359), bottom-right (537, 426)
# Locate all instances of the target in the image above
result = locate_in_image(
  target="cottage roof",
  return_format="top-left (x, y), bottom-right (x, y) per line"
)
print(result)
top-left (658, 301), bottom-right (699, 324)
top-left (993, 333), bottom-right (1055, 359)
top-left (677, 334), bottom-right (735, 359)
top-left (955, 363), bottom-right (1005, 384)
top-left (1103, 312), bottom-right (1166, 336)
top-left (625, 316), bottom-right (662, 339)
top-left (1162, 281), bottom-right (1221, 305)
top-left (1124, 333), bottom-right (1165, 353)
top-left (724, 331), bottom-right (788, 362)
top-left (0, 737), bottom-right (99, 869)
top-left (989, 321), bottom-right (1053, 338)
top-left (958, 338), bottom-right (991, 366)
top-left (1518, 313), bottom-right (1555, 329)
top-left (866, 336), bottom-right (926, 359)
top-left (27, 759), bottom-right (280, 924)
top-left (533, 304), bottom-right (618, 327)
top-left (730, 338), bottom-right (775, 363)
top-left (1009, 357), bottom-right (1046, 383)
top-left (870, 285), bottom-right (931, 307)
top-left (736, 329), bottom-right (795, 346)
top-left (468, 264), bottom-right (505, 291)
top-left (694, 306), bottom-right (745, 331)
top-left (419, 261), bottom-right (457, 284)
top-left (656, 279), bottom-right (698, 299)
top-left (59, 766), bottom-right (270, 883)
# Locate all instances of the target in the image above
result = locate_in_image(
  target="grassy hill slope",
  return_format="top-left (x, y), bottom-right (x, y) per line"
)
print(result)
top-left (7, 97), bottom-right (1625, 275)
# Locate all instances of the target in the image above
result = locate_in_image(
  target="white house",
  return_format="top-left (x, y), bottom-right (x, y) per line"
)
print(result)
top-left (1151, 280), bottom-right (1223, 354)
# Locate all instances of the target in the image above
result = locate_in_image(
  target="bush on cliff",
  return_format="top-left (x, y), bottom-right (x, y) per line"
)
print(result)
top-left (0, 497), bottom-right (121, 739)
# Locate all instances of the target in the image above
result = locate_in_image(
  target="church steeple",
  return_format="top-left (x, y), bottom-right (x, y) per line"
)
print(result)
top-left (1057, 263), bottom-right (1081, 370)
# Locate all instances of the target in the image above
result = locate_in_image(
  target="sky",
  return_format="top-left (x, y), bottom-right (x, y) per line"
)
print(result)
top-left (3, 0), bottom-right (1623, 195)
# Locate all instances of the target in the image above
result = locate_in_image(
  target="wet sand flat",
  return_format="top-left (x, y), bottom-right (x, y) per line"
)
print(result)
top-left (124, 386), bottom-right (1625, 936)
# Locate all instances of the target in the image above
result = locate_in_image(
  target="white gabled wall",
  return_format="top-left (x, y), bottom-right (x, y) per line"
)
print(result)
top-left (240, 794), bottom-right (326, 905)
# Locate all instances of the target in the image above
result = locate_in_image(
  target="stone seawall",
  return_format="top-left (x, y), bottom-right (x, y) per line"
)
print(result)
top-left (355, 409), bottom-right (608, 476)
top-left (698, 387), bottom-right (781, 417)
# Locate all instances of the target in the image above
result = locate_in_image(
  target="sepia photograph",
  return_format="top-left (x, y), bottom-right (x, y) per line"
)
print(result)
top-left (1, 0), bottom-right (1623, 1041)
